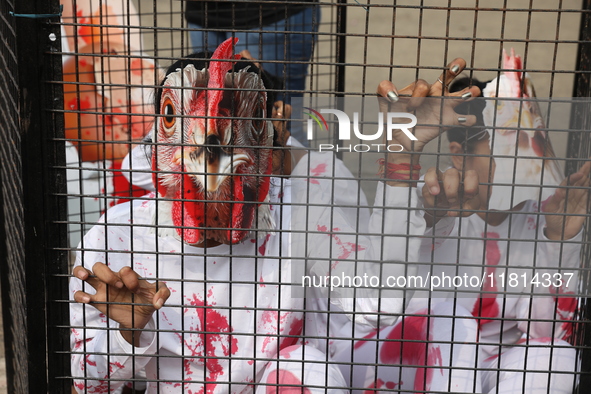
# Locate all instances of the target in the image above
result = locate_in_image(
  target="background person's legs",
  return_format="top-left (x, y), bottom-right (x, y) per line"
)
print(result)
top-left (188, 7), bottom-right (319, 144)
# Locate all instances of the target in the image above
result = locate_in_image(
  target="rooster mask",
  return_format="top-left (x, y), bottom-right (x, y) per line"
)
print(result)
top-left (449, 49), bottom-right (563, 210)
top-left (152, 38), bottom-right (276, 246)
top-left (481, 48), bottom-right (563, 210)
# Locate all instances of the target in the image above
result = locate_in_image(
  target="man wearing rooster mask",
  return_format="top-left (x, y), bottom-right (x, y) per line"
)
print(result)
top-left (69, 38), bottom-right (481, 393)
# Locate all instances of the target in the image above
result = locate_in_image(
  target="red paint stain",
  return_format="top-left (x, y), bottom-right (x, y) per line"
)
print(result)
top-left (550, 287), bottom-right (577, 341)
top-left (184, 359), bottom-right (194, 378)
top-left (104, 107), bottom-right (127, 129)
top-left (83, 361), bottom-right (127, 393)
top-left (258, 234), bottom-right (272, 256)
top-left (259, 312), bottom-right (302, 354)
top-left (429, 345), bottom-right (444, 377)
top-left (379, 309), bottom-right (440, 392)
top-left (279, 318), bottom-right (303, 349)
top-left (183, 293), bottom-right (239, 393)
top-left (260, 310), bottom-right (279, 354)
top-left (471, 232), bottom-right (500, 328)
top-left (364, 379), bottom-right (384, 394)
top-left (308, 163), bottom-right (328, 184)
top-left (311, 163), bottom-right (327, 175)
top-left (385, 380), bottom-right (398, 389)
top-left (131, 58), bottom-right (144, 76)
top-left (261, 310), bottom-right (277, 325)
top-left (85, 355), bottom-right (97, 367)
top-left (68, 96), bottom-right (92, 111)
top-left (265, 369), bottom-right (311, 394)
top-left (316, 225), bottom-right (366, 262)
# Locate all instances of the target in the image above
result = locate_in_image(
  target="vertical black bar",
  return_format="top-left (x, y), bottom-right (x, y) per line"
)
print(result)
top-left (13, 0), bottom-right (47, 390)
top-left (572, 2), bottom-right (591, 100)
top-left (335, 0), bottom-right (347, 97)
top-left (0, 178), bottom-right (16, 394)
top-left (0, 0), bottom-right (22, 391)
top-left (9, 0), bottom-right (67, 392)
top-left (567, 1), bottom-right (591, 172)
top-left (45, 10), bottom-right (70, 394)
top-left (569, 3), bottom-right (591, 392)
top-left (334, 0), bottom-right (347, 159)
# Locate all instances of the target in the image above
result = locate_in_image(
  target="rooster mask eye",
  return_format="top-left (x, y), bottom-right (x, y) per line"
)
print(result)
top-left (251, 94), bottom-right (265, 138)
top-left (161, 96), bottom-right (176, 135)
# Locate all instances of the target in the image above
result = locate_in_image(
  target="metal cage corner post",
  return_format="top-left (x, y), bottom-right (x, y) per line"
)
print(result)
top-left (568, 0), bottom-right (591, 172)
top-left (0, 0), bottom-right (69, 393)
top-left (570, 1), bottom-right (591, 388)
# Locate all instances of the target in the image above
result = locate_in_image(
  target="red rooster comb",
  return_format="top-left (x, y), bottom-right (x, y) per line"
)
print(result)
top-left (206, 38), bottom-right (241, 135)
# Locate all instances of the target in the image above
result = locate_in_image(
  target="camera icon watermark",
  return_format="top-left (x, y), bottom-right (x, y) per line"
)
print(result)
top-left (303, 106), bottom-right (417, 152)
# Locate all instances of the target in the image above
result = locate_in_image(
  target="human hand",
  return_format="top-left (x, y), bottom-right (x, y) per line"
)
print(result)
top-left (271, 100), bottom-right (305, 175)
top-left (543, 160), bottom-right (591, 240)
top-left (239, 49), bottom-right (262, 70)
top-left (422, 167), bottom-right (481, 226)
top-left (272, 100), bottom-right (292, 142)
top-left (73, 263), bottom-right (170, 346)
top-left (376, 58), bottom-right (481, 153)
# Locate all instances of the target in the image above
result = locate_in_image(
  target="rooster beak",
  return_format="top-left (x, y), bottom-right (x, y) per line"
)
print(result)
top-left (201, 133), bottom-right (225, 192)
top-left (175, 128), bottom-right (250, 192)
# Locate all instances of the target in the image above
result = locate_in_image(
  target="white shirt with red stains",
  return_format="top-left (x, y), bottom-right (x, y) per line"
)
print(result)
top-left (410, 199), bottom-right (582, 357)
top-left (70, 151), bottom-right (426, 393)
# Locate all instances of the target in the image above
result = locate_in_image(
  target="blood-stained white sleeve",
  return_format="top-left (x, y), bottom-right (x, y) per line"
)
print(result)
top-left (515, 220), bottom-right (583, 341)
top-left (70, 219), bottom-right (158, 393)
top-left (120, 141), bottom-right (155, 192)
top-left (292, 152), bottom-right (425, 328)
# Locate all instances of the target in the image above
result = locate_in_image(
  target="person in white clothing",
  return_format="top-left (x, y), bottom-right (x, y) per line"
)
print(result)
top-left (349, 89), bottom-right (590, 393)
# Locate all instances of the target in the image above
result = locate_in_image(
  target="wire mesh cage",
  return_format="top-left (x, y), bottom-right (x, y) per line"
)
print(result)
top-left (1, 0), bottom-right (591, 393)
